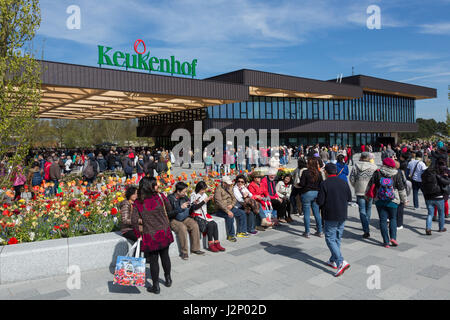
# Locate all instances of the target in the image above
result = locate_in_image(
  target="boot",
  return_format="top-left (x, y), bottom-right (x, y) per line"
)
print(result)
top-left (164, 273), bottom-right (172, 287)
top-left (147, 281), bottom-right (160, 294)
top-left (214, 241), bottom-right (226, 251)
top-left (208, 242), bottom-right (219, 252)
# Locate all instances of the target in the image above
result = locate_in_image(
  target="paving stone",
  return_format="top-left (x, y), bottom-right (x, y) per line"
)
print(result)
top-left (312, 282), bottom-right (353, 299)
top-left (9, 288), bottom-right (40, 299)
top-left (307, 273), bottom-right (339, 288)
top-left (248, 260), bottom-right (285, 274)
top-left (184, 279), bottom-right (228, 297)
top-left (376, 284), bottom-right (419, 300)
top-left (354, 255), bottom-right (386, 267)
top-left (398, 248), bottom-right (427, 259)
top-left (417, 265), bottom-right (450, 280)
top-left (26, 289), bottom-right (71, 300)
top-left (391, 242), bottom-right (416, 252)
top-left (411, 286), bottom-right (450, 300)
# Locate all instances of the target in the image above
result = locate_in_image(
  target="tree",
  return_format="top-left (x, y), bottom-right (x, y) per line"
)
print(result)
top-left (0, 0), bottom-right (41, 186)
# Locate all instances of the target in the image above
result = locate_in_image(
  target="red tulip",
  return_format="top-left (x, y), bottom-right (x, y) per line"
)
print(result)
top-left (8, 237), bottom-right (18, 245)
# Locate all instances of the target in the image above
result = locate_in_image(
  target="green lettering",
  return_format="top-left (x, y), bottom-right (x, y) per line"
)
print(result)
top-left (181, 62), bottom-right (191, 76)
top-left (98, 45), bottom-right (113, 66)
top-left (160, 59), bottom-right (170, 73)
top-left (191, 59), bottom-right (198, 77)
top-left (125, 53), bottom-right (138, 69)
top-left (113, 51), bottom-right (125, 67)
top-left (138, 52), bottom-right (150, 70)
top-left (170, 56), bottom-right (181, 75)
top-left (149, 57), bottom-right (159, 71)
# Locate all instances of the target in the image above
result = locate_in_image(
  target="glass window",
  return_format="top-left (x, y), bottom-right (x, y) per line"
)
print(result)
top-left (355, 133), bottom-right (360, 146)
top-left (259, 97), bottom-right (265, 119)
top-left (312, 100), bottom-right (318, 120)
top-left (220, 104), bottom-right (227, 118)
top-left (339, 100), bottom-right (344, 120)
top-left (266, 97), bottom-right (272, 119)
top-left (361, 133), bottom-right (366, 146)
top-left (349, 133), bottom-right (354, 147)
top-left (302, 99), bottom-right (307, 120)
top-left (285, 99), bottom-right (290, 119)
top-left (213, 105), bottom-right (220, 118)
top-left (278, 98), bottom-right (284, 119)
top-left (319, 100), bottom-right (324, 120)
top-left (307, 99), bottom-right (312, 119)
top-left (207, 106), bottom-right (213, 119)
top-left (233, 103), bottom-right (240, 119)
top-left (323, 100), bottom-right (329, 120)
top-left (296, 98), bottom-right (302, 120)
top-left (272, 98), bottom-right (278, 119)
top-left (343, 133), bottom-right (348, 146)
top-left (290, 99), bottom-right (296, 119)
top-left (329, 133), bottom-right (335, 146)
top-left (227, 103), bottom-right (233, 119)
top-left (253, 98), bottom-right (259, 119)
top-left (343, 100), bottom-right (348, 120)
top-left (336, 133), bottom-right (342, 146)
top-left (247, 101), bottom-right (253, 119)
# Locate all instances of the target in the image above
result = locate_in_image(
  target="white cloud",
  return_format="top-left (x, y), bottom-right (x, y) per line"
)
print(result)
top-left (419, 22), bottom-right (450, 35)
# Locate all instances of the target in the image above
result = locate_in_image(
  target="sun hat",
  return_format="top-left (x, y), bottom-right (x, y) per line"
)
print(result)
top-left (222, 176), bottom-right (233, 185)
top-left (382, 157), bottom-right (396, 168)
top-left (268, 168), bottom-right (278, 176)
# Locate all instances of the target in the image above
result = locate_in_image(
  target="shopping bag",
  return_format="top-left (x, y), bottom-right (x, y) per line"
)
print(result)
top-left (113, 238), bottom-right (146, 287)
top-left (262, 200), bottom-right (274, 222)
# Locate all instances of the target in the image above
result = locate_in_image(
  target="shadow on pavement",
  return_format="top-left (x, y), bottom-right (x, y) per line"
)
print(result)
top-left (107, 281), bottom-right (141, 294)
top-left (259, 241), bottom-right (335, 275)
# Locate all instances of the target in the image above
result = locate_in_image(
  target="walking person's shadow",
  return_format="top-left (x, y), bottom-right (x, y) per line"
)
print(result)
top-left (259, 241), bottom-right (335, 275)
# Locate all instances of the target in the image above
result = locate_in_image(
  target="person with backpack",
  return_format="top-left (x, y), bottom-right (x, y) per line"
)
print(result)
top-left (336, 154), bottom-right (349, 183)
top-left (82, 153), bottom-right (98, 187)
top-left (365, 158), bottom-right (407, 248)
top-left (27, 162), bottom-right (43, 191)
top-left (123, 153), bottom-right (134, 180)
top-left (317, 163), bottom-right (353, 277)
top-left (136, 155), bottom-right (145, 183)
top-left (422, 159), bottom-right (450, 235)
top-left (349, 152), bottom-right (378, 238)
top-left (406, 151), bottom-right (428, 210)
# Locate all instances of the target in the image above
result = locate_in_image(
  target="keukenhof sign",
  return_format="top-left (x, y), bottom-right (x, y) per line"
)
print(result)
top-left (97, 39), bottom-right (198, 77)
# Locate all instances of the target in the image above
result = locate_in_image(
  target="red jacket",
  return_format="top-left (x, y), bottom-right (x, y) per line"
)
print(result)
top-left (44, 161), bottom-right (52, 181)
top-left (260, 176), bottom-right (280, 201)
top-left (248, 181), bottom-right (270, 210)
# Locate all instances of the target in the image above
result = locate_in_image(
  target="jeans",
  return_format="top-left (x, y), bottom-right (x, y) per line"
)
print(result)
top-left (412, 180), bottom-right (423, 209)
top-left (426, 199), bottom-right (445, 231)
top-left (290, 187), bottom-right (302, 213)
top-left (214, 164), bottom-right (221, 173)
top-left (324, 220), bottom-right (345, 267)
top-left (52, 179), bottom-right (59, 195)
top-left (246, 210), bottom-right (256, 232)
top-left (397, 203), bottom-right (404, 228)
top-left (375, 204), bottom-right (397, 245)
top-left (215, 207), bottom-right (247, 237)
top-left (301, 191), bottom-right (322, 234)
top-left (356, 196), bottom-right (372, 233)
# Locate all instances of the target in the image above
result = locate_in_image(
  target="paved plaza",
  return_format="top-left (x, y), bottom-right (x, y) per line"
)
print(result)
top-left (1, 154), bottom-right (449, 300)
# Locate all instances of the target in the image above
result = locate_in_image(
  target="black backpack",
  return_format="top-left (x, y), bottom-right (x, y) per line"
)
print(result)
top-left (421, 169), bottom-right (441, 196)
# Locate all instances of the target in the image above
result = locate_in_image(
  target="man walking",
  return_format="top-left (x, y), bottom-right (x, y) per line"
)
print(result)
top-left (407, 151), bottom-right (427, 210)
top-left (317, 163), bottom-right (352, 277)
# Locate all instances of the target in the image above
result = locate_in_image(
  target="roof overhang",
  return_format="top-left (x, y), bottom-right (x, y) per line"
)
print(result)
top-left (329, 75), bottom-right (437, 100)
top-left (36, 61), bottom-right (248, 120)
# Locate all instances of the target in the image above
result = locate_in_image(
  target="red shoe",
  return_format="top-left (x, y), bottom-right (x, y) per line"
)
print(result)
top-left (208, 242), bottom-right (219, 252)
top-left (214, 241), bottom-right (226, 251)
top-left (390, 239), bottom-right (398, 247)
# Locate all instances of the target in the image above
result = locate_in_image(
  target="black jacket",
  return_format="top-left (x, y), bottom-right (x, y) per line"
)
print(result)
top-left (143, 160), bottom-right (156, 177)
top-left (167, 193), bottom-right (190, 220)
top-left (316, 176), bottom-right (352, 222)
top-left (422, 167), bottom-right (450, 200)
top-left (299, 170), bottom-right (323, 194)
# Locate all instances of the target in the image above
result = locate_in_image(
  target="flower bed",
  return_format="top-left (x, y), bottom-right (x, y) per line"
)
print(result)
top-left (0, 167), bottom-right (290, 245)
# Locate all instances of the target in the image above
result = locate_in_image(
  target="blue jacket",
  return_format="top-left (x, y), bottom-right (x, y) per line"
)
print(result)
top-left (336, 162), bottom-right (349, 182)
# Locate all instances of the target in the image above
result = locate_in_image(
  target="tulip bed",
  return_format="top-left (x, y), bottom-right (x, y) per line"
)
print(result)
top-left (0, 167), bottom-right (294, 246)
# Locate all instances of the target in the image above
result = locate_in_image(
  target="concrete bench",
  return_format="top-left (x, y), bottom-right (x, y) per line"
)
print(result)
top-left (0, 215), bottom-right (231, 284)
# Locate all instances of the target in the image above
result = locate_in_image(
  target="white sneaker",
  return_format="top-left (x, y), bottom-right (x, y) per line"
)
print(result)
top-left (335, 261), bottom-right (350, 277)
top-left (326, 259), bottom-right (338, 269)
top-left (397, 226), bottom-right (403, 230)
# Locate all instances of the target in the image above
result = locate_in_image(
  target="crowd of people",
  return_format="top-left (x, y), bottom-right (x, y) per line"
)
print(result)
top-left (2, 139), bottom-right (449, 293)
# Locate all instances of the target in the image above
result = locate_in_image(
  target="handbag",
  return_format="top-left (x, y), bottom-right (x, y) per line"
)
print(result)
top-left (113, 238), bottom-right (146, 287)
top-left (407, 161), bottom-right (420, 181)
top-left (193, 216), bottom-right (208, 233)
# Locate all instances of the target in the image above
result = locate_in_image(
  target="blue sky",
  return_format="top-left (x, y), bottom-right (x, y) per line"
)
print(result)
top-left (34, 0), bottom-right (450, 121)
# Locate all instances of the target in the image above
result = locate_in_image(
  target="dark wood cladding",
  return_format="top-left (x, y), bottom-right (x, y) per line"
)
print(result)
top-left (204, 119), bottom-right (418, 133)
top-left (331, 75), bottom-right (437, 99)
top-left (137, 121), bottom-right (194, 137)
top-left (39, 60), bottom-right (249, 101)
top-left (207, 69), bottom-right (363, 98)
